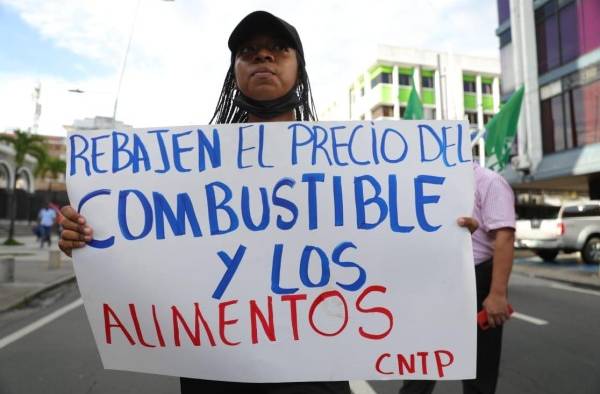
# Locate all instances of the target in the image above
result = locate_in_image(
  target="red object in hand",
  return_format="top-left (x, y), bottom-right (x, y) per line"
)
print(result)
top-left (477, 304), bottom-right (514, 330)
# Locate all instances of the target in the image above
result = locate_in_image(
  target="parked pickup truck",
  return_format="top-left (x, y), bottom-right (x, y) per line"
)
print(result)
top-left (515, 201), bottom-right (600, 264)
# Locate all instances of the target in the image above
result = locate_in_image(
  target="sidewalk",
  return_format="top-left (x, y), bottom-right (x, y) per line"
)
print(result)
top-left (513, 250), bottom-right (600, 289)
top-left (0, 235), bottom-right (74, 313)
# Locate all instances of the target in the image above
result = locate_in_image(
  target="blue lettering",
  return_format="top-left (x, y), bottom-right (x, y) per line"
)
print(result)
top-left (299, 245), bottom-right (329, 288)
top-left (77, 189), bottom-right (114, 248)
top-left (414, 175), bottom-right (445, 232)
top-left (205, 181), bottom-right (239, 235)
top-left (289, 123), bottom-right (314, 165)
top-left (147, 129), bottom-right (171, 173)
top-left (172, 130), bottom-right (193, 172)
top-left (271, 178), bottom-right (298, 230)
top-left (332, 242), bottom-right (366, 292)
top-left (271, 244), bottom-right (299, 295)
top-left (213, 245), bottom-right (246, 300)
top-left (354, 175), bottom-right (387, 229)
top-left (118, 190), bottom-right (153, 240)
top-left (301, 173), bottom-right (325, 230)
top-left (91, 134), bottom-right (109, 174)
top-left (241, 186), bottom-right (270, 231)
top-left (152, 192), bottom-right (202, 239)
top-left (69, 134), bottom-right (90, 176)
top-left (197, 128), bottom-right (222, 172)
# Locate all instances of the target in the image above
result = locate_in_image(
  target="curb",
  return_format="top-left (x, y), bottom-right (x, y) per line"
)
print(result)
top-left (0, 274), bottom-right (77, 313)
top-left (512, 265), bottom-right (600, 290)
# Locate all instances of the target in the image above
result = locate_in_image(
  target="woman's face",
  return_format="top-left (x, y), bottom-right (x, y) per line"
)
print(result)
top-left (234, 34), bottom-right (299, 101)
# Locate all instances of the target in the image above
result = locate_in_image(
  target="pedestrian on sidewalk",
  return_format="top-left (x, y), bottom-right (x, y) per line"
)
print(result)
top-left (38, 202), bottom-right (57, 248)
top-left (400, 161), bottom-right (516, 394)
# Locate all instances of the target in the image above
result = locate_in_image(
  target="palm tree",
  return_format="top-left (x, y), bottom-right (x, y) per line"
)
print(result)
top-left (35, 155), bottom-right (66, 195)
top-left (0, 130), bottom-right (46, 245)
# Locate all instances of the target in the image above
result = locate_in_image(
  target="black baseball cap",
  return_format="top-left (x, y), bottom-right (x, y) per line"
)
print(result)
top-left (228, 11), bottom-right (304, 61)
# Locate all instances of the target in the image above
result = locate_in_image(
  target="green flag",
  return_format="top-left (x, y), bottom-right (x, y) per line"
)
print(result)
top-left (403, 84), bottom-right (424, 120)
top-left (484, 85), bottom-right (525, 170)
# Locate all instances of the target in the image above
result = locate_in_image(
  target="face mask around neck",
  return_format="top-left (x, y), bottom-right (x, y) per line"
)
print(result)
top-left (233, 87), bottom-right (301, 119)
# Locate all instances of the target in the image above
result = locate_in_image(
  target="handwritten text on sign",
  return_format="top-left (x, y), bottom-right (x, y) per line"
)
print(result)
top-left (67, 121), bottom-right (477, 382)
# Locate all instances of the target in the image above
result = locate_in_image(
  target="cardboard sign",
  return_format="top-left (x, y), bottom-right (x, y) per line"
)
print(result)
top-left (67, 120), bottom-right (476, 382)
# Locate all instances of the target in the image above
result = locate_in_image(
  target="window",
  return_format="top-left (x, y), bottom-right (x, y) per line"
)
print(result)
top-left (360, 86), bottom-right (364, 97)
top-left (399, 74), bottom-right (412, 86)
top-left (536, 0), bottom-right (582, 74)
top-left (499, 28), bottom-right (511, 48)
top-left (571, 79), bottom-right (600, 147)
top-left (464, 80), bottom-right (476, 93)
top-left (423, 107), bottom-right (436, 120)
top-left (541, 90), bottom-right (580, 154)
top-left (562, 204), bottom-right (600, 218)
top-left (372, 105), bottom-right (394, 119)
top-left (482, 82), bottom-right (493, 94)
top-left (422, 75), bottom-right (434, 88)
top-left (484, 113), bottom-right (494, 125)
top-left (399, 106), bottom-right (406, 117)
top-left (371, 72), bottom-right (392, 88)
top-left (465, 111), bottom-right (477, 125)
top-left (497, 0), bottom-right (510, 24)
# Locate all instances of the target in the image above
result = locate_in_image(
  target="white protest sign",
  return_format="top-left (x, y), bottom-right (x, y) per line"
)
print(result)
top-left (67, 120), bottom-right (476, 382)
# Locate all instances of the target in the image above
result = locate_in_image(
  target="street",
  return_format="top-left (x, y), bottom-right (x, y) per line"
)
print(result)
top-left (1, 265), bottom-right (599, 394)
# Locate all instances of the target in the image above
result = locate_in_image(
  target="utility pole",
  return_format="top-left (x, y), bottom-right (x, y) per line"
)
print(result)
top-left (31, 82), bottom-right (41, 134)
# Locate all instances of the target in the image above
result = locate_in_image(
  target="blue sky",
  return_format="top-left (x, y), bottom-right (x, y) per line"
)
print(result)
top-left (0, 5), bottom-right (110, 79)
top-left (0, 0), bottom-right (500, 136)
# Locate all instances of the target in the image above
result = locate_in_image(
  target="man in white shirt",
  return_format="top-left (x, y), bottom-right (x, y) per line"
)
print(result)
top-left (38, 203), bottom-right (57, 248)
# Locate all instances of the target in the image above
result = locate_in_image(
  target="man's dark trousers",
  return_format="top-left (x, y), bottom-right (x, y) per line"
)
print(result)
top-left (400, 259), bottom-right (503, 394)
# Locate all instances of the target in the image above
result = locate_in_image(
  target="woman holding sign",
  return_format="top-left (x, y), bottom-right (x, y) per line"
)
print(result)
top-left (59, 10), bottom-right (478, 394)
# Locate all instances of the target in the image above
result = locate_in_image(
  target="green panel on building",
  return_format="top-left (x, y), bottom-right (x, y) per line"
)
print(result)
top-left (464, 93), bottom-right (477, 110)
top-left (463, 74), bottom-right (476, 82)
top-left (399, 67), bottom-right (413, 75)
top-left (481, 76), bottom-right (494, 84)
top-left (421, 69), bottom-right (434, 77)
top-left (380, 85), bottom-right (394, 103)
top-left (482, 95), bottom-right (494, 111)
top-left (369, 64), bottom-right (393, 79)
top-left (422, 89), bottom-right (435, 105)
top-left (399, 87), bottom-right (411, 103)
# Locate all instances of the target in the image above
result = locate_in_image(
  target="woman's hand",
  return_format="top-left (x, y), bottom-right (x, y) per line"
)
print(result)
top-left (457, 217), bottom-right (479, 234)
top-left (58, 205), bottom-right (93, 257)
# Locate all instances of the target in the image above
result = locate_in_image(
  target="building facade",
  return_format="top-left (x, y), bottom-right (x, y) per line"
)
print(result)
top-left (497, 0), bottom-right (600, 199)
top-left (322, 46), bottom-right (501, 134)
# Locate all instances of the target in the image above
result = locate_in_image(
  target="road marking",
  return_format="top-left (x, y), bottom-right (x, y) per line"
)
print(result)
top-left (350, 380), bottom-right (377, 394)
top-left (0, 298), bottom-right (83, 350)
top-left (549, 282), bottom-right (600, 297)
top-left (512, 312), bottom-right (548, 326)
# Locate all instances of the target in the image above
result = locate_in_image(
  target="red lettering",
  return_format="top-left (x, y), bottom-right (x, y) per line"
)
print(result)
top-left (128, 304), bottom-right (155, 348)
top-left (151, 304), bottom-right (166, 347)
top-left (281, 294), bottom-right (307, 340)
top-left (103, 303), bottom-right (135, 345)
top-left (355, 285), bottom-right (394, 340)
top-left (434, 350), bottom-right (454, 378)
top-left (417, 352), bottom-right (429, 375)
top-left (375, 353), bottom-right (393, 375)
top-left (218, 300), bottom-right (240, 346)
top-left (250, 296), bottom-right (276, 344)
top-left (171, 303), bottom-right (216, 347)
top-left (308, 290), bottom-right (349, 337)
top-left (397, 353), bottom-right (415, 375)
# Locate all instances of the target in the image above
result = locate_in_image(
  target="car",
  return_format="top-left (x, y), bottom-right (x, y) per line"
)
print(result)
top-left (515, 200), bottom-right (600, 264)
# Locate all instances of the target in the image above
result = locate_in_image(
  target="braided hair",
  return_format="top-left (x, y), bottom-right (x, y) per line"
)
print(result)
top-left (209, 60), bottom-right (318, 124)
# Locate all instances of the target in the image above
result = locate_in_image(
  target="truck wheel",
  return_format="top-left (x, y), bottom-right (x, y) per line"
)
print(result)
top-left (582, 237), bottom-right (600, 265)
top-left (535, 250), bottom-right (559, 262)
